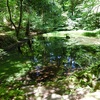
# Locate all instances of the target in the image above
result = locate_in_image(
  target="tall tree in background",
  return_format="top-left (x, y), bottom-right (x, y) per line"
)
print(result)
top-left (24, 0), bottom-right (64, 31)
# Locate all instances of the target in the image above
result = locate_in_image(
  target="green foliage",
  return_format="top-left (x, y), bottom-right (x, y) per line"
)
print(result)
top-left (0, 0), bottom-right (100, 32)
top-left (0, 83), bottom-right (25, 100)
top-left (64, 45), bottom-right (100, 67)
top-left (80, 1), bottom-right (100, 30)
top-left (63, 0), bottom-right (100, 30)
top-left (83, 13), bottom-right (100, 30)
top-left (44, 61), bottom-right (100, 95)
top-left (84, 30), bottom-right (100, 37)
top-left (0, 52), bottom-right (32, 82)
top-left (0, 0), bottom-right (7, 25)
top-left (0, 49), bottom-right (8, 58)
top-left (90, 62), bottom-right (100, 77)
top-left (71, 61), bottom-right (100, 90)
top-left (84, 32), bottom-right (97, 37)
top-left (27, 0), bottom-right (65, 30)
top-left (74, 70), bottom-right (92, 86)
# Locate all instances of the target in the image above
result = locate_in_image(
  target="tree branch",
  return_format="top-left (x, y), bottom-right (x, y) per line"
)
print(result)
top-left (6, 0), bottom-right (17, 30)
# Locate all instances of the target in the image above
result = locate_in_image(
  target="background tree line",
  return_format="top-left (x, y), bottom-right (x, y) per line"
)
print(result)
top-left (0, 0), bottom-right (100, 52)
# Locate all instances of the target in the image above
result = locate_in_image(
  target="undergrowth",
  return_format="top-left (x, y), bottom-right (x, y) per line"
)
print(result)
top-left (83, 30), bottom-right (100, 37)
top-left (44, 62), bottom-right (100, 95)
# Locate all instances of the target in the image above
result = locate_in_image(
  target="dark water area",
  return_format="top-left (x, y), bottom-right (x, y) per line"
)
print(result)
top-left (29, 35), bottom-right (100, 69)
top-left (31, 36), bottom-right (69, 67)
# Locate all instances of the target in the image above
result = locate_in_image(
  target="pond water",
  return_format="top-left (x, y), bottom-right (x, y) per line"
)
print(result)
top-left (23, 35), bottom-right (100, 69)
top-left (31, 36), bottom-right (69, 67)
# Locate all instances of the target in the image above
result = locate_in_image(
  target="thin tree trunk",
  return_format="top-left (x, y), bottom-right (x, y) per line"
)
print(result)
top-left (6, 0), bottom-right (17, 30)
top-left (17, 0), bottom-right (23, 38)
top-left (6, 0), bottom-right (23, 39)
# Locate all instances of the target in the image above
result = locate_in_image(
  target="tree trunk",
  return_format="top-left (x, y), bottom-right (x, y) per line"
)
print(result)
top-left (6, 0), bottom-right (23, 39)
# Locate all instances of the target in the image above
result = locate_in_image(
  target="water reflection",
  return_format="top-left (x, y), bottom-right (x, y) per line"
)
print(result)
top-left (32, 36), bottom-right (66, 67)
top-left (31, 35), bottom-right (98, 69)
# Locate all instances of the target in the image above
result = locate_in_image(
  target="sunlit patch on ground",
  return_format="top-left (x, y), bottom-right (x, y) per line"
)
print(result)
top-left (43, 30), bottom-right (100, 45)
top-left (21, 84), bottom-right (100, 100)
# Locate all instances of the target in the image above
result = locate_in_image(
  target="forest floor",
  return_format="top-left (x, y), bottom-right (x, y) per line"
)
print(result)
top-left (22, 83), bottom-right (100, 100)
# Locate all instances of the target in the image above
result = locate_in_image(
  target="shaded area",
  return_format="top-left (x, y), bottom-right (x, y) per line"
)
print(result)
top-left (0, 52), bottom-right (31, 83)
top-left (28, 64), bottom-right (59, 82)
top-left (0, 34), bottom-right (16, 49)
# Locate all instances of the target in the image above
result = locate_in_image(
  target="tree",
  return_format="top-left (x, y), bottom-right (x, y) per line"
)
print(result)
top-left (4, 0), bottom-right (65, 53)
top-left (62, 0), bottom-right (100, 30)
top-left (24, 0), bottom-right (65, 31)
top-left (6, 0), bottom-right (32, 53)
top-left (76, 0), bottom-right (100, 30)
top-left (6, 0), bottom-right (23, 39)
top-left (0, 0), bottom-right (7, 26)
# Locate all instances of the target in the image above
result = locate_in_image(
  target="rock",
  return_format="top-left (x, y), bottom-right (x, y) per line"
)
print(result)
top-left (36, 97), bottom-right (42, 100)
top-left (76, 87), bottom-right (85, 95)
top-left (62, 95), bottom-right (69, 100)
top-left (42, 90), bottom-right (50, 99)
top-left (51, 93), bottom-right (62, 100)
top-left (68, 84), bottom-right (75, 89)
top-left (49, 89), bottom-right (55, 93)
top-left (81, 90), bottom-right (100, 100)
top-left (34, 86), bottom-right (46, 97)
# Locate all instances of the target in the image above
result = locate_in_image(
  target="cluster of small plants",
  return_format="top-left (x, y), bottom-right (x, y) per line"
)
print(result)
top-left (0, 81), bottom-right (25, 100)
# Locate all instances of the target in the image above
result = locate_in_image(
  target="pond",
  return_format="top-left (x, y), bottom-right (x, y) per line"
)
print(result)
top-left (23, 35), bottom-right (100, 69)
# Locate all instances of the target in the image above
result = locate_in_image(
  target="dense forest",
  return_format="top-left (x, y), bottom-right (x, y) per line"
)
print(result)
top-left (0, 0), bottom-right (100, 100)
